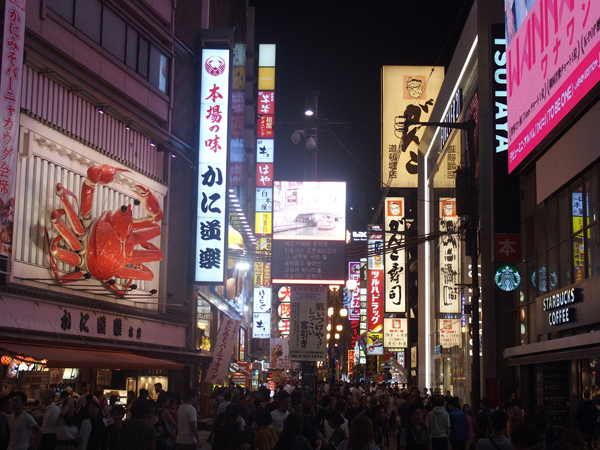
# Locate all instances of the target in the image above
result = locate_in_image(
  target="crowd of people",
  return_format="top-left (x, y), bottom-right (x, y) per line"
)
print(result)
top-left (206, 382), bottom-right (597, 450)
top-left (1, 381), bottom-right (598, 450)
top-left (0, 383), bottom-right (198, 450)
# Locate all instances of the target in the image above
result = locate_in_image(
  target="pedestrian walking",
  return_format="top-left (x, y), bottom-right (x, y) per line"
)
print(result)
top-left (426, 397), bottom-right (450, 450)
top-left (448, 399), bottom-right (468, 450)
top-left (398, 403), bottom-right (431, 450)
top-left (7, 391), bottom-right (41, 450)
top-left (476, 411), bottom-right (511, 450)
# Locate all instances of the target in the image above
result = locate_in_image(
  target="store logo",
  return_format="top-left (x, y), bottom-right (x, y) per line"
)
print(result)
top-left (205, 56), bottom-right (226, 76)
top-left (494, 265), bottom-right (521, 291)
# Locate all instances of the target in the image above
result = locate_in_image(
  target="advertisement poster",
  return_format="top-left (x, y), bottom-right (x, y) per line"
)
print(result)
top-left (381, 66), bottom-right (444, 187)
top-left (289, 286), bottom-right (327, 361)
top-left (439, 199), bottom-right (461, 313)
top-left (270, 337), bottom-right (291, 369)
top-left (383, 318), bottom-right (408, 349)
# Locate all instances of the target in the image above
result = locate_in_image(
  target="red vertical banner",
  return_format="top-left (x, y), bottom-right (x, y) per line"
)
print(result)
top-left (367, 227), bottom-right (384, 355)
top-left (0, 0), bottom-right (27, 257)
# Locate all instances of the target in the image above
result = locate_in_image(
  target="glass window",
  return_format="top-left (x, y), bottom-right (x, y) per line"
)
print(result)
top-left (547, 246), bottom-right (559, 291)
top-left (535, 209), bottom-right (546, 255)
top-left (535, 253), bottom-right (552, 295)
top-left (126, 27), bottom-right (138, 71)
top-left (524, 217), bottom-right (535, 260)
top-left (585, 168), bottom-right (599, 225)
top-left (527, 258), bottom-right (536, 301)
top-left (523, 172), bottom-right (536, 219)
top-left (558, 190), bottom-right (571, 241)
top-left (138, 37), bottom-right (149, 79)
top-left (588, 223), bottom-right (600, 278)
top-left (48, 0), bottom-right (75, 23)
top-left (559, 240), bottom-right (572, 287)
top-left (547, 198), bottom-right (558, 247)
top-left (74, 0), bottom-right (102, 44)
top-left (519, 306), bottom-right (527, 345)
top-left (149, 46), bottom-right (169, 94)
top-left (101, 8), bottom-right (126, 62)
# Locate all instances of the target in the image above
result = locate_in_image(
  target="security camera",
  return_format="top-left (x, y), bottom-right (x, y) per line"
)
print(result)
top-left (291, 131), bottom-right (302, 145)
top-left (306, 136), bottom-right (317, 150)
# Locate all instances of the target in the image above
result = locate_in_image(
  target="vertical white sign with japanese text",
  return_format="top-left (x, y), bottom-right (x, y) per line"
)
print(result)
top-left (384, 198), bottom-right (405, 313)
top-left (206, 317), bottom-right (240, 385)
top-left (367, 228), bottom-right (384, 355)
top-left (0, 0), bottom-right (26, 257)
top-left (195, 48), bottom-right (230, 283)
top-left (439, 199), bottom-right (461, 313)
top-left (289, 285), bottom-right (327, 361)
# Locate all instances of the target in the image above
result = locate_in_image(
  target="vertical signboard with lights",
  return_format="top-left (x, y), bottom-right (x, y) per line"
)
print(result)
top-left (195, 48), bottom-right (231, 283)
top-left (439, 198), bottom-right (461, 314)
top-left (367, 225), bottom-right (384, 355)
top-left (384, 198), bottom-right (406, 313)
top-left (253, 44), bottom-right (276, 339)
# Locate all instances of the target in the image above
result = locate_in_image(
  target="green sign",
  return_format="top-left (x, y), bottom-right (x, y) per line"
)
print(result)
top-left (494, 265), bottom-right (521, 291)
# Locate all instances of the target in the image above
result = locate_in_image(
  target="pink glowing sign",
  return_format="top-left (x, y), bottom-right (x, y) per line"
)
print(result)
top-left (507, 0), bottom-right (600, 172)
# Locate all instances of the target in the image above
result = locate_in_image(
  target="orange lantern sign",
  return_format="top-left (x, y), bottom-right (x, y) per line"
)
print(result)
top-left (1, 355), bottom-right (11, 365)
top-left (24, 356), bottom-right (34, 366)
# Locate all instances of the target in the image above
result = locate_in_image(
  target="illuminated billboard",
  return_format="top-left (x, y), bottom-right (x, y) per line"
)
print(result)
top-left (271, 181), bottom-right (346, 284)
top-left (506, 1), bottom-right (600, 172)
top-left (381, 66), bottom-right (444, 188)
top-left (195, 48), bottom-right (230, 283)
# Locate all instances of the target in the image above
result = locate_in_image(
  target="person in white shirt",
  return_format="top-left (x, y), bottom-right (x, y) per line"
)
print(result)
top-left (215, 391), bottom-right (231, 416)
top-left (8, 391), bottom-right (41, 450)
top-left (176, 390), bottom-right (200, 450)
top-left (270, 392), bottom-right (291, 433)
top-left (476, 410), bottom-right (512, 450)
top-left (40, 391), bottom-right (60, 450)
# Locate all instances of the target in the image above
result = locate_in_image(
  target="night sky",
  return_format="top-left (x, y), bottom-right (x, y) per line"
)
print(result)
top-left (251, 0), bottom-right (475, 229)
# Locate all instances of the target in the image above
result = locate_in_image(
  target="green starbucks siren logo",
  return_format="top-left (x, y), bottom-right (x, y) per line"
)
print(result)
top-left (494, 265), bottom-right (521, 292)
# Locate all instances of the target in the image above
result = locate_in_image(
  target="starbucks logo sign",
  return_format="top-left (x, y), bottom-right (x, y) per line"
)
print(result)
top-left (494, 265), bottom-right (521, 292)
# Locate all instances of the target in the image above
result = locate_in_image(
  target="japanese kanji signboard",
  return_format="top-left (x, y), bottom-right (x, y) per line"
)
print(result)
top-left (439, 199), bottom-right (461, 314)
top-left (289, 285), bottom-right (327, 361)
top-left (368, 227), bottom-right (384, 355)
top-left (206, 317), bottom-right (240, 385)
top-left (383, 318), bottom-right (408, 350)
top-left (381, 66), bottom-right (444, 188)
top-left (195, 48), bottom-right (230, 283)
top-left (384, 198), bottom-right (406, 313)
top-left (0, 0), bottom-right (26, 257)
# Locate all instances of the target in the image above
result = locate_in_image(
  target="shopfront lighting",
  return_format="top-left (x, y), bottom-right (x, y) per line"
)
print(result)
top-left (336, 324), bottom-right (343, 332)
top-left (334, 333), bottom-right (340, 340)
top-left (340, 308), bottom-right (348, 317)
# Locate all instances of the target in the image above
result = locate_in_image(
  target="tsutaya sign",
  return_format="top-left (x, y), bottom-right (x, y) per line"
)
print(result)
top-left (195, 48), bottom-right (231, 283)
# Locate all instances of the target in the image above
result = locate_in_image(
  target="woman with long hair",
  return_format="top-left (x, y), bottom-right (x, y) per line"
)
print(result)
top-left (78, 402), bottom-right (106, 450)
top-left (273, 413), bottom-right (317, 450)
top-left (336, 414), bottom-right (379, 450)
top-left (55, 398), bottom-right (78, 450)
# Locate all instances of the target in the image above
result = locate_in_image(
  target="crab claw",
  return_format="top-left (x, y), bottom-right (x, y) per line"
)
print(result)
top-left (133, 185), bottom-right (163, 222)
top-left (87, 165), bottom-right (130, 185)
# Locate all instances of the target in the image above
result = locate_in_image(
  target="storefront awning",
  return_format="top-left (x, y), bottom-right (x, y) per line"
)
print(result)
top-left (0, 343), bottom-right (184, 370)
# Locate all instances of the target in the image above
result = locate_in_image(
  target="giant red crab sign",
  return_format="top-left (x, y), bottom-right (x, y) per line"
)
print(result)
top-left (45, 164), bottom-right (164, 298)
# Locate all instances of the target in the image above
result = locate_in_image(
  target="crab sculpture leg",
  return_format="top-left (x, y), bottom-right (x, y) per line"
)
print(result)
top-left (47, 165), bottom-right (130, 284)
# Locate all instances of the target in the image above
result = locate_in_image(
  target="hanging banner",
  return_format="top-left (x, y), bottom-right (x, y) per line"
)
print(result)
top-left (289, 285), bottom-right (327, 361)
top-left (206, 317), bottom-right (240, 385)
top-left (384, 198), bottom-right (406, 312)
top-left (270, 337), bottom-right (291, 369)
top-left (381, 66), bottom-right (444, 188)
top-left (0, 0), bottom-right (27, 258)
top-left (439, 198), bottom-right (461, 313)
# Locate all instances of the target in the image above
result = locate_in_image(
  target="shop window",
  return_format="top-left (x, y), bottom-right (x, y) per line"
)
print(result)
top-left (527, 302), bottom-right (537, 339)
top-left (581, 358), bottom-right (599, 398)
top-left (547, 246), bottom-right (559, 290)
top-left (74, 0), bottom-right (101, 44)
top-left (584, 168), bottom-right (599, 225)
top-left (101, 8), bottom-right (126, 62)
top-left (547, 198), bottom-right (558, 247)
top-left (48, 0), bottom-right (75, 23)
top-left (527, 258), bottom-right (536, 301)
top-left (519, 306), bottom-right (527, 345)
top-left (588, 223), bottom-right (600, 277)
top-left (558, 190), bottom-right (571, 241)
top-left (535, 209), bottom-right (547, 255)
top-left (559, 240), bottom-right (572, 287)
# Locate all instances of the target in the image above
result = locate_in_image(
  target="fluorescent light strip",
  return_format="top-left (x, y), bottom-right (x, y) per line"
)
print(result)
top-left (424, 35), bottom-right (478, 388)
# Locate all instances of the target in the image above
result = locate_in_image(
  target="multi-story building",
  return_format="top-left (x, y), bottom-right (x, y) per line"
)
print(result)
top-left (0, 0), bottom-right (257, 407)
